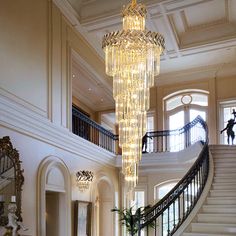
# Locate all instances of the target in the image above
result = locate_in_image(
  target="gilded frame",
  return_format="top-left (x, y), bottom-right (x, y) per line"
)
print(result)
top-left (0, 136), bottom-right (24, 224)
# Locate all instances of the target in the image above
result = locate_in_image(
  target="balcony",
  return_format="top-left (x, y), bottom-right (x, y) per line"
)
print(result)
top-left (72, 106), bottom-right (207, 156)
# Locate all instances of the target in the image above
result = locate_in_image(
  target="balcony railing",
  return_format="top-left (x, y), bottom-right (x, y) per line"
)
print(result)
top-left (72, 106), bottom-right (207, 155)
top-left (145, 116), bottom-right (207, 153)
top-left (72, 107), bottom-right (119, 154)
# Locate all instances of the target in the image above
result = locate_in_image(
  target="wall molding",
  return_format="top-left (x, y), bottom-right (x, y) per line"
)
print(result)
top-left (0, 95), bottom-right (116, 167)
top-left (0, 87), bottom-right (47, 118)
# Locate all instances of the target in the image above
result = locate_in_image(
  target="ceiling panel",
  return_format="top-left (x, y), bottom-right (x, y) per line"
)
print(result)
top-left (56, 0), bottom-right (236, 111)
top-left (72, 59), bottom-right (114, 111)
top-left (185, 0), bottom-right (226, 28)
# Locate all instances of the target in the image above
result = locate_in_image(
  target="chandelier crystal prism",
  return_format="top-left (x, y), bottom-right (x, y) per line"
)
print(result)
top-left (102, 0), bottom-right (165, 191)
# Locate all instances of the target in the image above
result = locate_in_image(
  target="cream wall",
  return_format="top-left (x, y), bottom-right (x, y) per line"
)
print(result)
top-left (0, 0), bottom-right (48, 116)
top-left (0, 1), bottom-right (119, 236)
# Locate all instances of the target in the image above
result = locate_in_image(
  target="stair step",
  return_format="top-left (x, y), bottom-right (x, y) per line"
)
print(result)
top-left (213, 152), bottom-right (236, 157)
top-left (214, 168), bottom-right (236, 173)
top-left (191, 222), bottom-right (236, 234)
top-left (210, 190), bottom-right (236, 197)
top-left (214, 177), bottom-right (236, 183)
top-left (214, 158), bottom-right (236, 163)
top-left (207, 197), bottom-right (236, 205)
top-left (215, 163), bottom-right (236, 168)
top-left (212, 183), bottom-right (236, 190)
top-left (215, 173), bottom-right (236, 178)
top-left (203, 205), bottom-right (236, 213)
top-left (183, 233), bottom-right (233, 236)
top-left (197, 213), bottom-right (236, 223)
top-left (210, 146), bottom-right (236, 151)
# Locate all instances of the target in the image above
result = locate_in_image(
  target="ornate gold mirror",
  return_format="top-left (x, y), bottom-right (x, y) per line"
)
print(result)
top-left (0, 136), bottom-right (24, 226)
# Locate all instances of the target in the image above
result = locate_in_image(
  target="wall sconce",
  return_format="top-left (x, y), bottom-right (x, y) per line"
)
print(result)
top-left (76, 171), bottom-right (94, 192)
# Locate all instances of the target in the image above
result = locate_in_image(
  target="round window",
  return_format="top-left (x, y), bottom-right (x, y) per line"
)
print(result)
top-left (181, 94), bottom-right (192, 105)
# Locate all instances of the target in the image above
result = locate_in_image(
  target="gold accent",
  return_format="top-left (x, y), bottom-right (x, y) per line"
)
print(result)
top-left (0, 137), bottom-right (24, 224)
top-left (102, 0), bottom-right (165, 192)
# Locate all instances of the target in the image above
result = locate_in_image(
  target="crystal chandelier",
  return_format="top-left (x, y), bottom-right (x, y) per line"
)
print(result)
top-left (76, 171), bottom-right (94, 192)
top-left (102, 0), bottom-right (165, 191)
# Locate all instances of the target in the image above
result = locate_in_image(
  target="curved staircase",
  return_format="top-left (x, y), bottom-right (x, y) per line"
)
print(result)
top-left (182, 145), bottom-right (236, 236)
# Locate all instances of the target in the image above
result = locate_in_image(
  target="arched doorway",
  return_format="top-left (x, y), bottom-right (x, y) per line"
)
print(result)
top-left (92, 174), bottom-right (116, 236)
top-left (37, 156), bottom-right (71, 236)
top-left (98, 180), bottom-right (113, 236)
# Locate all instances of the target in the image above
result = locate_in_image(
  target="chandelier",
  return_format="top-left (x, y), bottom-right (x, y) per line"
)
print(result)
top-left (76, 171), bottom-right (94, 192)
top-left (102, 0), bottom-right (165, 191)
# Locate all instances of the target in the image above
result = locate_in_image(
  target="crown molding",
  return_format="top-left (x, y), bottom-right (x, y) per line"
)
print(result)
top-left (53, 0), bottom-right (104, 58)
top-left (71, 50), bottom-right (112, 97)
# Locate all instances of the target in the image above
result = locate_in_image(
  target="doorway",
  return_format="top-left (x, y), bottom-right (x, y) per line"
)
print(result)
top-left (38, 156), bottom-right (71, 236)
top-left (46, 191), bottom-right (59, 236)
top-left (98, 180), bottom-right (114, 236)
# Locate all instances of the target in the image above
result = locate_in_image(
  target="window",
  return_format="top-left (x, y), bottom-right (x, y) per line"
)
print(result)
top-left (164, 91), bottom-right (208, 151)
top-left (155, 181), bottom-right (178, 236)
top-left (130, 190), bottom-right (145, 236)
top-left (219, 101), bottom-right (236, 144)
top-left (146, 115), bottom-right (154, 152)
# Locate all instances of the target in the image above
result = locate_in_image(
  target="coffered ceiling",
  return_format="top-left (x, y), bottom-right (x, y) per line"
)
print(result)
top-left (56, 0), bottom-right (236, 111)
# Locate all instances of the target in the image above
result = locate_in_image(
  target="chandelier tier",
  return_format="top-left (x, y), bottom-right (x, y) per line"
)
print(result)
top-left (102, 0), bottom-right (165, 191)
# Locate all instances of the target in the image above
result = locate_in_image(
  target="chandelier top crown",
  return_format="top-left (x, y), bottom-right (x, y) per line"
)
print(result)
top-left (122, 0), bottom-right (147, 18)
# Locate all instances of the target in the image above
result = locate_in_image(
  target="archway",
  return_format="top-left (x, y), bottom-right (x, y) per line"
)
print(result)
top-left (91, 173), bottom-right (116, 236)
top-left (37, 156), bottom-right (71, 236)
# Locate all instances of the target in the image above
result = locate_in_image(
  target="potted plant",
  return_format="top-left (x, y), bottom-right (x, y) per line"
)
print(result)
top-left (111, 205), bottom-right (153, 236)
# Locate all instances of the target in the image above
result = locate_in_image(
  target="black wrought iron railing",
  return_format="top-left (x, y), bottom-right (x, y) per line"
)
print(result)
top-left (138, 118), bottom-right (209, 236)
top-left (72, 107), bottom-right (119, 154)
top-left (145, 116), bottom-right (207, 153)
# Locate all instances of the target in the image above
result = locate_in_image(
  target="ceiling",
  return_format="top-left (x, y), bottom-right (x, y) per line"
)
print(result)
top-left (60, 0), bottom-right (236, 112)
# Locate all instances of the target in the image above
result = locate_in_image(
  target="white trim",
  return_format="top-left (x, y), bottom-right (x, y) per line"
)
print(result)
top-left (0, 87), bottom-right (47, 117)
top-left (52, 0), bottom-right (104, 58)
top-left (0, 95), bottom-right (116, 167)
top-left (37, 156), bottom-right (72, 236)
top-left (91, 172), bottom-right (116, 236)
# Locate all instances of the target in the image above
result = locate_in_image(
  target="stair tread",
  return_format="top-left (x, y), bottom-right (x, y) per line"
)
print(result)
top-left (207, 197), bottom-right (236, 199)
top-left (192, 222), bottom-right (236, 226)
top-left (210, 190), bottom-right (236, 192)
top-left (203, 204), bottom-right (236, 207)
top-left (183, 233), bottom-right (234, 236)
top-left (198, 213), bottom-right (236, 216)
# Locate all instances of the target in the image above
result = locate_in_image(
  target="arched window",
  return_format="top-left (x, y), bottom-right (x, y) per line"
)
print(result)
top-left (164, 90), bottom-right (209, 151)
top-left (155, 181), bottom-right (178, 236)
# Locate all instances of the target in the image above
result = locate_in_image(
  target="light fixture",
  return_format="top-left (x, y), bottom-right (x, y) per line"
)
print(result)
top-left (102, 0), bottom-right (164, 192)
top-left (76, 170), bottom-right (94, 192)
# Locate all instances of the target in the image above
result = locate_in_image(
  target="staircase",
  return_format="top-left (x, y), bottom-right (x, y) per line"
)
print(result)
top-left (183, 145), bottom-right (236, 236)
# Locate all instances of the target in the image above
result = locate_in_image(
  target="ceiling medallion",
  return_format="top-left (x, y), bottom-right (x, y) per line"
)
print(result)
top-left (102, 0), bottom-right (165, 195)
